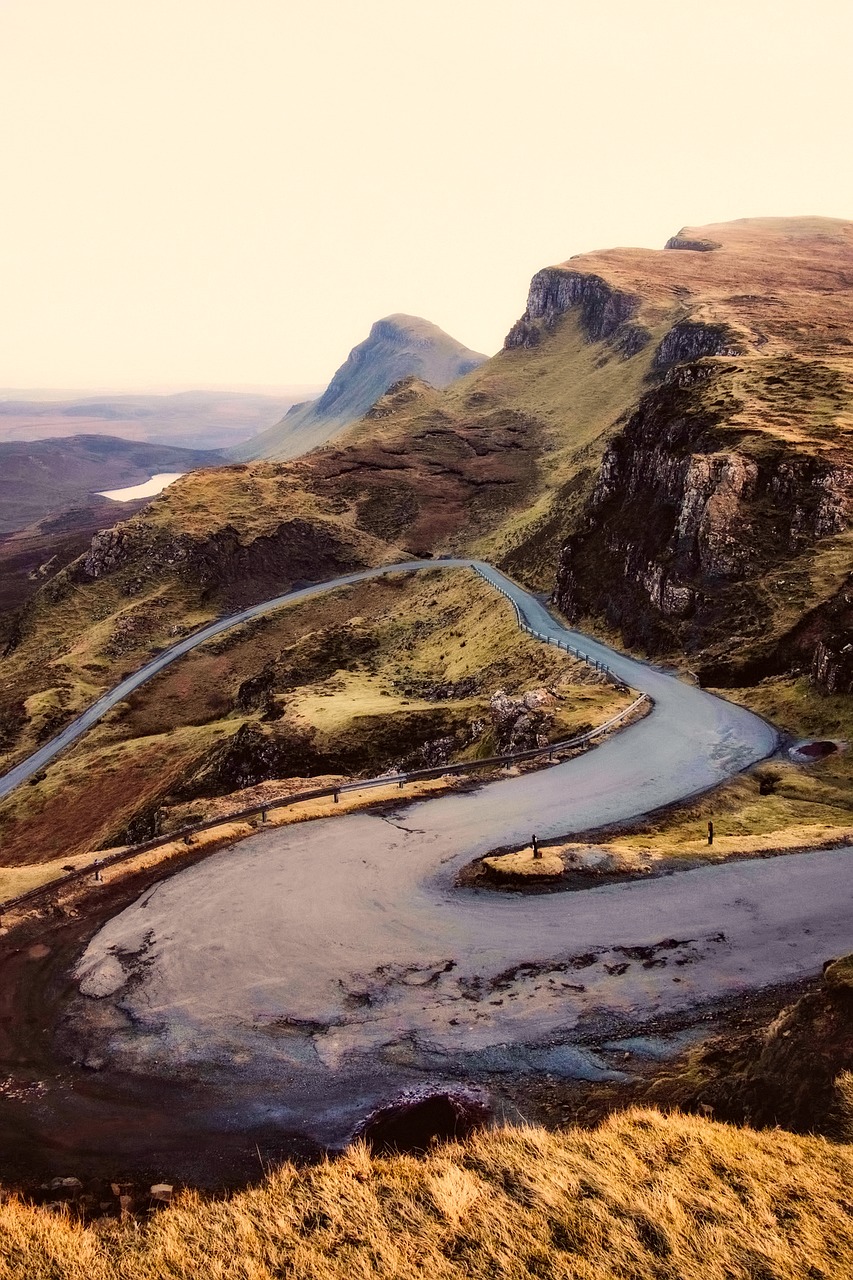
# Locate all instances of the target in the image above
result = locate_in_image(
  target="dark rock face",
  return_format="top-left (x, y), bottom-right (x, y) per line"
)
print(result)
top-left (812, 640), bottom-right (853, 694)
top-left (81, 517), bottom-right (366, 607)
top-left (651, 961), bottom-right (853, 1136)
top-left (663, 236), bottom-right (721, 252)
top-left (392, 676), bottom-right (479, 701)
top-left (235, 664), bottom-right (278, 713)
top-left (652, 321), bottom-right (745, 370)
top-left (802, 577), bottom-right (853, 694)
top-left (352, 1087), bottom-right (491, 1155)
top-left (552, 371), bottom-right (853, 673)
top-left (489, 687), bottom-right (556, 752)
top-left (181, 722), bottom-right (324, 797)
top-left (504, 269), bottom-right (638, 350)
top-left (614, 324), bottom-right (653, 358)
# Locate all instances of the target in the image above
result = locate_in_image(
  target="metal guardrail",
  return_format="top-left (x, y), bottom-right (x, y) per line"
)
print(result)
top-left (0, 692), bottom-right (649, 916)
top-left (471, 567), bottom-right (627, 689)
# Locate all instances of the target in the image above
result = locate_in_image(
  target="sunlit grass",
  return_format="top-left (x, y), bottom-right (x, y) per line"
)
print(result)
top-left (2, 1110), bottom-right (853, 1279)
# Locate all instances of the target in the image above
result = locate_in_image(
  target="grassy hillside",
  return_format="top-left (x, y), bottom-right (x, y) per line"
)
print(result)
top-left (0, 304), bottom-right (660, 767)
top-left (5, 219), bottom-right (853, 833)
top-left (4, 218), bottom-right (852, 793)
top-left (2, 1109), bottom-right (852, 1279)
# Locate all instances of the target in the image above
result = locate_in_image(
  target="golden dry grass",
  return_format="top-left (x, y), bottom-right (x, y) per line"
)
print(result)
top-left (483, 846), bottom-right (565, 878)
top-left (2, 1110), bottom-right (853, 1279)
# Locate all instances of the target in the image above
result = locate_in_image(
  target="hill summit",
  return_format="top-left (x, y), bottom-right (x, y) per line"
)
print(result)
top-left (232, 313), bottom-right (486, 461)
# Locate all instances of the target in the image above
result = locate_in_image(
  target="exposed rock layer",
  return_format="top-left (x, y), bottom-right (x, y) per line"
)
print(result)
top-left (553, 363), bottom-right (853, 677)
top-left (505, 269), bottom-right (638, 350)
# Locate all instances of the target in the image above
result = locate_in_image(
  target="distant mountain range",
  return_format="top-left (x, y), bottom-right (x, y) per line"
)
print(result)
top-left (0, 389), bottom-right (315, 451)
top-left (230, 314), bottom-right (487, 461)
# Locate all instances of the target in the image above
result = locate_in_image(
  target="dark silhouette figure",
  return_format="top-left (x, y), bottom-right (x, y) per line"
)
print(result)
top-left (707, 820), bottom-right (714, 846)
top-left (532, 833), bottom-right (541, 860)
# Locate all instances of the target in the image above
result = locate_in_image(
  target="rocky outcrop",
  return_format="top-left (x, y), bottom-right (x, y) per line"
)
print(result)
top-left (181, 722), bottom-right (325, 796)
top-left (504, 269), bottom-right (638, 350)
top-left (489, 687), bottom-right (555, 751)
top-left (80, 517), bottom-right (368, 606)
top-left (235, 663), bottom-right (279, 714)
top-left (613, 324), bottom-right (653, 358)
top-left (799, 576), bottom-right (853, 694)
top-left (652, 320), bottom-right (745, 370)
top-left (664, 236), bottom-right (721, 252)
top-left (84, 526), bottom-right (144, 578)
top-left (553, 371), bottom-right (853, 672)
top-left (393, 675), bottom-right (479, 701)
top-left (811, 640), bottom-right (853, 694)
top-left (769, 460), bottom-right (853, 544)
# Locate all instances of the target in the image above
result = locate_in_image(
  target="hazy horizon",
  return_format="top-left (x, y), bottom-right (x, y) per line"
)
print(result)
top-left (2, 0), bottom-right (852, 389)
top-left (0, 385), bottom-right (324, 400)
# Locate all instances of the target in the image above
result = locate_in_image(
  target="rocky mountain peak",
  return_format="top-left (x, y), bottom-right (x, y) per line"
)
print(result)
top-left (231, 315), bottom-right (486, 462)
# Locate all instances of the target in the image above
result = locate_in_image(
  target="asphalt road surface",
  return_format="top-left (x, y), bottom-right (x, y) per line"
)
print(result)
top-left (65, 559), bottom-right (828, 1146)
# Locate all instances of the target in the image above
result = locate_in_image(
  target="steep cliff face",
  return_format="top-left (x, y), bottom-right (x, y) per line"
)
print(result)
top-left (544, 218), bottom-right (853, 681)
top-left (504, 268), bottom-right (640, 350)
top-left (553, 361), bottom-right (853, 676)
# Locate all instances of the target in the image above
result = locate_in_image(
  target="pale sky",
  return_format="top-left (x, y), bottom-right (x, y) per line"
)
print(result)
top-left (1, 0), bottom-right (851, 390)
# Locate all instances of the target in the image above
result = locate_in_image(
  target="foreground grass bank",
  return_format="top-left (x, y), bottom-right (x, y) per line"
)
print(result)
top-left (2, 1109), bottom-right (852, 1279)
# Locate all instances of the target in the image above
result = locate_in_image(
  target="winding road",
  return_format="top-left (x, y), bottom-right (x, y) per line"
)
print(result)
top-left (6, 558), bottom-right (851, 1153)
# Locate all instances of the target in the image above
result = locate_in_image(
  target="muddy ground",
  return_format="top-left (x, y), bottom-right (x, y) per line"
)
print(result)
top-left (0, 856), bottom-right (823, 1195)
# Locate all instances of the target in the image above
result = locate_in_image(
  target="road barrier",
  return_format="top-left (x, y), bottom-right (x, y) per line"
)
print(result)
top-left (471, 567), bottom-right (628, 690)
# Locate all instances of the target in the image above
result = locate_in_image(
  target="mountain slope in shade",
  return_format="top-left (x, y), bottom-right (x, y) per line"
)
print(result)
top-left (231, 314), bottom-right (487, 461)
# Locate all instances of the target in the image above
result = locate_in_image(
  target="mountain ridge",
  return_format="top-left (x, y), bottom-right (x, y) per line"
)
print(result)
top-left (0, 434), bottom-right (224, 537)
top-left (0, 390), bottom-right (305, 450)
